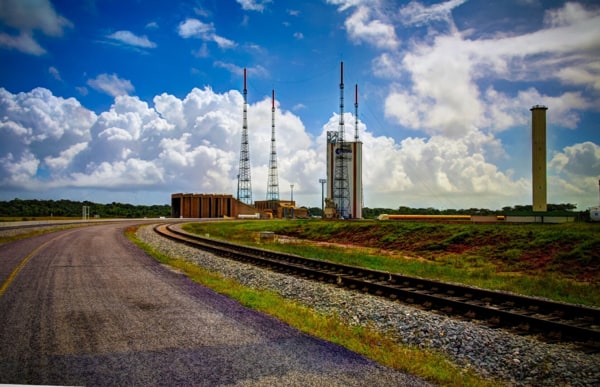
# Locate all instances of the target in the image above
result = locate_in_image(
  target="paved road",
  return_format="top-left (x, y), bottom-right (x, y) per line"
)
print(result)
top-left (0, 222), bottom-right (430, 386)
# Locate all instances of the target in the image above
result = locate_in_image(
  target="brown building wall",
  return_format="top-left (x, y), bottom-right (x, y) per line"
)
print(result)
top-left (171, 193), bottom-right (245, 218)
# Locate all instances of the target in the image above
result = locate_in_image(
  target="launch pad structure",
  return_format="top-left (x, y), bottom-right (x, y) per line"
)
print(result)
top-left (172, 63), bottom-right (362, 219)
top-left (326, 62), bottom-right (363, 219)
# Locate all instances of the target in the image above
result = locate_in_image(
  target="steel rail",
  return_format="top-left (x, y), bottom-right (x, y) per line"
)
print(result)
top-left (154, 223), bottom-right (600, 346)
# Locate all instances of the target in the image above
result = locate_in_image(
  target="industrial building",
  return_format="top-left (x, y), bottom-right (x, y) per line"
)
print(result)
top-left (171, 193), bottom-right (258, 218)
top-left (254, 200), bottom-right (308, 219)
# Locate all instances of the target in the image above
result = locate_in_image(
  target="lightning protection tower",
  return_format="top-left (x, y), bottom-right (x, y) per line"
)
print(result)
top-left (266, 89), bottom-right (280, 200)
top-left (354, 83), bottom-right (359, 142)
top-left (237, 68), bottom-right (253, 205)
top-left (333, 61), bottom-right (350, 218)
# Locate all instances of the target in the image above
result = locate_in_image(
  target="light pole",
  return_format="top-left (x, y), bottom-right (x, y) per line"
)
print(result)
top-left (319, 178), bottom-right (326, 217)
top-left (290, 184), bottom-right (295, 219)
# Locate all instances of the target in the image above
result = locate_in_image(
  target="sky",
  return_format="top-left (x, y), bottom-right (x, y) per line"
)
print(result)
top-left (0, 0), bottom-right (599, 211)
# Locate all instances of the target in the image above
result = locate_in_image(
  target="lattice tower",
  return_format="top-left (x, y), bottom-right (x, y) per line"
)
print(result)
top-left (237, 68), bottom-right (253, 204)
top-left (333, 61), bottom-right (350, 218)
top-left (266, 89), bottom-right (280, 200)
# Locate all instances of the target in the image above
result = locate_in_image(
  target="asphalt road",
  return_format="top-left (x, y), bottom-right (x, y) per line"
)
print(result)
top-left (0, 222), bottom-right (430, 386)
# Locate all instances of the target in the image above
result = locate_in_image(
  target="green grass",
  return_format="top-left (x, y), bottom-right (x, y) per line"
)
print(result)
top-left (181, 219), bottom-right (600, 307)
top-left (0, 224), bottom-right (84, 246)
top-left (126, 225), bottom-right (501, 386)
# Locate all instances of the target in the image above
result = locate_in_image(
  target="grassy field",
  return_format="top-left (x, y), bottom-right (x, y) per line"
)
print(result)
top-left (182, 219), bottom-right (600, 307)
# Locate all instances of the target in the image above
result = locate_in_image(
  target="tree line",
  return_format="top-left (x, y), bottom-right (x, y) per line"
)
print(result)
top-left (0, 198), bottom-right (170, 219)
top-left (0, 198), bottom-right (584, 220)
top-left (362, 203), bottom-right (581, 219)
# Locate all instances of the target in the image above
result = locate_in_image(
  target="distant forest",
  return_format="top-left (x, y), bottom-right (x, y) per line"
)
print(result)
top-left (361, 203), bottom-right (580, 219)
top-left (0, 199), bottom-right (170, 219)
top-left (0, 199), bottom-right (584, 220)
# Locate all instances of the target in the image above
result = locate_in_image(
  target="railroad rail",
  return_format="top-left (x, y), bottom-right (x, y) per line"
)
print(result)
top-left (154, 223), bottom-right (600, 348)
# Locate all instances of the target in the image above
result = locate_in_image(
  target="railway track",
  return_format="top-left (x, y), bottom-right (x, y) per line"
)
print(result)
top-left (154, 223), bottom-right (600, 348)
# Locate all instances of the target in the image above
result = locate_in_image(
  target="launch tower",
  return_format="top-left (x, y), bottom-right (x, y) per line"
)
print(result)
top-left (326, 62), bottom-right (362, 219)
top-left (331, 62), bottom-right (351, 218)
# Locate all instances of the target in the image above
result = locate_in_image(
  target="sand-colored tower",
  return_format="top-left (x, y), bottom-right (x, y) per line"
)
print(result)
top-left (531, 105), bottom-right (548, 212)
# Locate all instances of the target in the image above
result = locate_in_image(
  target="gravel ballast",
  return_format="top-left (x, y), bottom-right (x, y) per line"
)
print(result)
top-left (137, 225), bottom-right (600, 386)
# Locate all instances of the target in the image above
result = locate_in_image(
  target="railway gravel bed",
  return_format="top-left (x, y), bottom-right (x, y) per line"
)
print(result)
top-left (137, 225), bottom-right (600, 386)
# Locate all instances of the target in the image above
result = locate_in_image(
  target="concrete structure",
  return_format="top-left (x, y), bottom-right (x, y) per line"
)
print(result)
top-left (531, 105), bottom-right (548, 212)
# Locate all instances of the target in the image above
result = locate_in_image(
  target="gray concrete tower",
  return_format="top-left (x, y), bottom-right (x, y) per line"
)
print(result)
top-left (531, 105), bottom-right (548, 212)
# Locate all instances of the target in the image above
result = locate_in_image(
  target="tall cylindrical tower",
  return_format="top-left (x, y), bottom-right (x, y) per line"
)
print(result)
top-left (531, 105), bottom-right (548, 212)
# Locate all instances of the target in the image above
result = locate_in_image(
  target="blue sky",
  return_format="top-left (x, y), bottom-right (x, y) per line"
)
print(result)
top-left (0, 0), bottom-right (599, 211)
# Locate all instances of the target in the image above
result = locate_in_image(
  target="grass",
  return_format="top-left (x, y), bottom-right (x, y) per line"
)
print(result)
top-left (0, 225), bottom-right (83, 246)
top-left (181, 219), bottom-right (600, 307)
top-left (125, 225), bottom-right (501, 386)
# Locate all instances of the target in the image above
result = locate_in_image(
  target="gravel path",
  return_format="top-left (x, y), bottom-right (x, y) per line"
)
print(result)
top-left (137, 225), bottom-right (600, 386)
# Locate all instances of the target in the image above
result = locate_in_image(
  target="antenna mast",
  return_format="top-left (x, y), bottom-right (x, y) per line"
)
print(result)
top-left (333, 61), bottom-right (350, 218)
top-left (237, 68), bottom-right (253, 204)
top-left (266, 89), bottom-right (280, 201)
top-left (354, 83), bottom-right (359, 141)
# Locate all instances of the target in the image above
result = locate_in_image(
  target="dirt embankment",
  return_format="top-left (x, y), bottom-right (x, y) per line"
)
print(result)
top-left (282, 223), bottom-right (600, 282)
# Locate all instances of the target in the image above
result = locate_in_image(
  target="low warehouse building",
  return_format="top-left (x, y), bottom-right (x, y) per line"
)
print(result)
top-left (171, 193), bottom-right (257, 218)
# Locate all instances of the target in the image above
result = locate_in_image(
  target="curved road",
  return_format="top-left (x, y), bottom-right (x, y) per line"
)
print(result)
top-left (0, 222), bottom-right (430, 386)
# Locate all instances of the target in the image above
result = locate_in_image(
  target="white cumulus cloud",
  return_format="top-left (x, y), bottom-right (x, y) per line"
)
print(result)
top-left (0, 85), bottom-right (596, 210)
